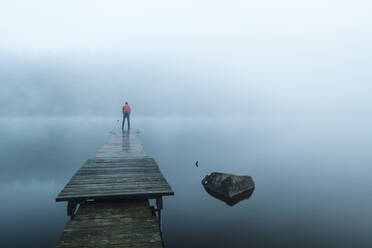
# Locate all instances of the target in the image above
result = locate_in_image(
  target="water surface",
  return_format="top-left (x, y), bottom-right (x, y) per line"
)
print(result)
top-left (1, 116), bottom-right (371, 247)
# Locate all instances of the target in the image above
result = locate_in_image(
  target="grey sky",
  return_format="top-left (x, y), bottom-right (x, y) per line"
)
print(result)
top-left (1, 1), bottom-right (371, 116)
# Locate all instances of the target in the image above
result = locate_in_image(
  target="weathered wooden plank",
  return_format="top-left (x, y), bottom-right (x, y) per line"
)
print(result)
top-left (61, 185), bottom-right (172, 192)
top-left (67, 179), bottom-right (166, 185)
top-left (62, 185), bottom-right (171, 190)
top-left (62, 180), bottom-right (171, 188)
top-left (58, 191), bottom-right (172, 199)
top-left (67, 176), bottom-right (165, 182)
top-left (83, 160), bottom-right (156, 164)
top-left (67, 179), bottom-right (168, 185)
top-left (75, 168), bottom-right (161, 173)
top-left (70, 175), bottom-right (164, 179)
top-left (72, 172), bottom-right (161, 177)
top-left (58, 191), bottom-right (173, 198)
top-left (80, 165), bottom-right (157, 169)
top-left (58, 188), bottom-right (173, 196)
top-left (57, 188), bottom-right (173, 196)
top-left (56, 192), bottom-right (172, 202)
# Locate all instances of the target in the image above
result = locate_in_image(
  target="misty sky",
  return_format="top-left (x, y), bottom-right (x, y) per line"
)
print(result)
top-left (1, 0), bottom-right (371, 116)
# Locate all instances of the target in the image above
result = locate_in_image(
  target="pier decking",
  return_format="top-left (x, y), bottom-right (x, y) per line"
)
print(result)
top-left (55, 129), bottom-right (173, 247)
top-left (56, 157), bottom-right (173, 202)
top-left (56, 200), bottom-right (162, 248)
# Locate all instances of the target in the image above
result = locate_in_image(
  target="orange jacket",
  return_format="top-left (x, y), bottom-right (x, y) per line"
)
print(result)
top-left (123, 105), bottom-right (131, 114)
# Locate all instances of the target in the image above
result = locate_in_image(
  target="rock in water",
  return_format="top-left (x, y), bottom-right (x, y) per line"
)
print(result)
top-left (202, 172), bottom-right (255, 206)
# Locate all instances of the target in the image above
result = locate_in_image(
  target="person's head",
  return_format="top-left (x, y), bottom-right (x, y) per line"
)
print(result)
top-left (125, 102), bottom-right (128, 105)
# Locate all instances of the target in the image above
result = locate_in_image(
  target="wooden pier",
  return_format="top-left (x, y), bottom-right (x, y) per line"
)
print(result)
top-left (55, 129), bottom-right (174, 248)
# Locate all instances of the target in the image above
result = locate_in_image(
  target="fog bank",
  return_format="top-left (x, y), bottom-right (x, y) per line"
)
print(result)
top-left (1, 1), bottom-right (371, 117)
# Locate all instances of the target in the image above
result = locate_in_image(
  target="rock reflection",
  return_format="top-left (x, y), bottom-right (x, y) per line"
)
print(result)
top-left (203, 185), bottom-right (254, 206)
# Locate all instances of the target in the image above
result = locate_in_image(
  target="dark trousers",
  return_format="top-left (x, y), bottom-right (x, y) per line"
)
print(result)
top-left (122, 114), bottom-right (130, 130)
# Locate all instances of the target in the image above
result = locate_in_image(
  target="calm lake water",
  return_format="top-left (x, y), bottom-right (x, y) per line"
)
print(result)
top-left (1, 116), bottom-right (372, 248)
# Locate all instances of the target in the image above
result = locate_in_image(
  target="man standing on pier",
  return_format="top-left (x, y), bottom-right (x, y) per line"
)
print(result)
top-left (122, 102), bottom-right (131, 130)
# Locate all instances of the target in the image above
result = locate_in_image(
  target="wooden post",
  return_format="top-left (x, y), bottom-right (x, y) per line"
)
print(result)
top-left (67, 201), bottom-right (78, 219)
top-left (156, 197), bottom-right (163, 232)
top-left (156, 197), bottom-right (163, 210)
